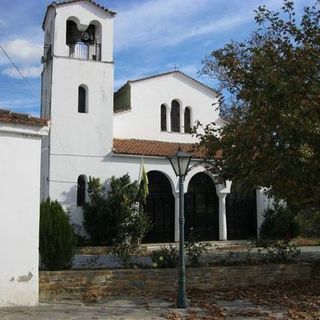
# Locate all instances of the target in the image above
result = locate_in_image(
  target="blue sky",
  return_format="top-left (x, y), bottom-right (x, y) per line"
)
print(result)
top-left (0, 0), bottom-right (314, 116)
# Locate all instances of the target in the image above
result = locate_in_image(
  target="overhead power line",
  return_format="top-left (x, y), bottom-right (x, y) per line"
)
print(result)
top-left (0, 44), bottom-right (40, 97)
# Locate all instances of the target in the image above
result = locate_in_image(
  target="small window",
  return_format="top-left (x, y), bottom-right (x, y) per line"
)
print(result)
top-left (77, 175), bottom-right (86, 206)
top-left (161, 104), bottom-right (167, 131)
top-left (184, 107), bottom-right (191, 133)
top-left (78, 85), bottom-right (87, 113)
top-left (171, 100), bottom-right (180, 132)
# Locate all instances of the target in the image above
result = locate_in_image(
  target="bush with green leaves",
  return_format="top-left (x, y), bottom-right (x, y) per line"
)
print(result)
top-left (259, 203), bottom-right (300, 239)
top-left (224, 240), bottom-right (300, 266)
top-left (83, 174), bottom-right (150, 264)
top-left (296, 207), bottom-right (320, 238)
top-left (39, 199), bottom-right (75, 270)
top-left (185, 229), bottom-right (210, 267)
top-left (82, 177), bottom-right (111, 245)
top-left (151, 244), bottom-right (178, 268)
top-left (256, 240), bottom-right (301, 263)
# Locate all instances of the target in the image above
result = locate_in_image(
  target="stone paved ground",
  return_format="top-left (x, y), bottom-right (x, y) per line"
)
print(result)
top-left (0, 298), bottom-right (173, 320)
top-left (0, 296), bottom-right (289, 320)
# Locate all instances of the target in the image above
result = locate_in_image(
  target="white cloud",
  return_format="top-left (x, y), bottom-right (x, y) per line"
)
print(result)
top-left (2, 65), bottom-right (42, 79)
top-left (114, 0), bottom-right (293, 51)
top-left (115, 0), bottom-right (213, 50)
top-left (0, 39), bottom-right (42, 65)
top-left (0, 19), bottom-right (6, 27)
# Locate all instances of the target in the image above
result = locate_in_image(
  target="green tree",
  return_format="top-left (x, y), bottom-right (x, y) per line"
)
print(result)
top-left (40, 199), bottom-right (75, 270)
top-left (82, 177), bottom-right (112, 245)
top-left (83, 174), bottom-right (150, 259)
top-left (199, 0), bottom-right (320, 210)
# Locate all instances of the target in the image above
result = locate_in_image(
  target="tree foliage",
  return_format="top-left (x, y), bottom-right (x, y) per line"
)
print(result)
top-left (259, 202), bottom-right (300, 239)
top-left (83, 174), bottom-right (150, 254)
top-left (199, 0), bottom-right (320, 209)
top-left (40, 199), bottom-right (75, 270)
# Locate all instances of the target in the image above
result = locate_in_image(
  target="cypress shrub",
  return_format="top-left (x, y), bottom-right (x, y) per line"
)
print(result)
top-left (260, 203), bottom-right (300, 240)
top-left (39, 199), bottom-right (75, 270)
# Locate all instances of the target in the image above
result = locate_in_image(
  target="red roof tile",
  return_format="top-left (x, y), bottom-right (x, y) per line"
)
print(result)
top-left (113, 138), bottom-right (214, 159)
top-left (0, 110), bottom-right (48, 127)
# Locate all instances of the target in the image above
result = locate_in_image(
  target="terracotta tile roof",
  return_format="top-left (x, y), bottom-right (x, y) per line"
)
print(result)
top-left (113, 138), bottom-right (210, 159)
top-left (43, 0), bottom-right (116, 29)
top-left (115, 71), bottom-right (219, 97)
top-left (0, 110), bottom-right (48, 127)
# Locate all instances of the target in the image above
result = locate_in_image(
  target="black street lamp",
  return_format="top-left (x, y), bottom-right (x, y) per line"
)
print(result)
top-left (168, 147), bottom-right (192, 308)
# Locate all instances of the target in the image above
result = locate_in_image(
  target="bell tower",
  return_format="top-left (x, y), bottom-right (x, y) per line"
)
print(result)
top-left (40, 1), bottom-right (116, 210)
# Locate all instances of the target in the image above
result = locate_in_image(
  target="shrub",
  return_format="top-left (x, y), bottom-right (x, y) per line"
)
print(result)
top-left (259, 203), bottom-right (299, 239)
top-left (151, 244), bottom-right (178, 268)
top-left (39, 199), bottom-right (75, 270)
top-left (223, 240), bottom-right (300, 266)
top-left (82, 177), bottom-right (111, 245)
top-left (83, 174), bottom-right (150, 264)
top-left (185, 229), bottom-right (210, 267)
top-left (296, 207), bottom-right (320, 238)
top-left (257, 240), bottom-right (301, 263)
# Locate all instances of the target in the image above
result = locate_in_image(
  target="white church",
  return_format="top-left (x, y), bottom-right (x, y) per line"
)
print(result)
top-left (40, 0), bottom-right (271, 243)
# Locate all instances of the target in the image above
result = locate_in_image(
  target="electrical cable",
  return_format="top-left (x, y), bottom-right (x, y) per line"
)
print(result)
top-left (0, 44), bottom-right (40, 98)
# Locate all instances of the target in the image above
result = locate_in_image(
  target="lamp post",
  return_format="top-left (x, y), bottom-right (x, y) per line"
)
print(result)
top-left (168, 147), bottom-right (192, 308)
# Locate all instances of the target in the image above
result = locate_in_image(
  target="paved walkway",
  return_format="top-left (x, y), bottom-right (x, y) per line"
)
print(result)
top-left (0, 298), bottom-right (173, 320)
top-left (0, 296), bottom-right (290, 319)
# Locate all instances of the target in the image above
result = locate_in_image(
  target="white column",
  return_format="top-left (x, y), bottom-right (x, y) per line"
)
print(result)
top-left (174, 193), bottom-right (179, 242)
top-left (218, 194), bottom-right (227, 241)
top-left (167, 106), bottom-right (171, 132)
top-left (180, 106), bottom-right (184, 133)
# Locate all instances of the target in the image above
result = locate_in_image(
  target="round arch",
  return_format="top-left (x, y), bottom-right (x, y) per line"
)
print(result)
top-left (184, 168), bottom-right (219, 194)
top-left (66, 16), bottom-right (81, 28)
top-left (88, 20), bottom-right (102, 43)
top-left (143, 171), bottom-right (175, 243)
top-left (185, 172), bottom-right (219, 240)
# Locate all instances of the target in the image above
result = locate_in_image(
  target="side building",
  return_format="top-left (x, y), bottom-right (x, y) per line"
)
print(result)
top-left (0, 110), bottom-right (49, 307)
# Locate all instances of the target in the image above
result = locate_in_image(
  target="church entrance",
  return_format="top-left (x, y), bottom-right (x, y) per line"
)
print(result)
top-left (185, 173), bottom-right (219, 241)
top-left (226, 189), bottom-right (257, 239)
top-left (144, 171), bottom-right (175, 243)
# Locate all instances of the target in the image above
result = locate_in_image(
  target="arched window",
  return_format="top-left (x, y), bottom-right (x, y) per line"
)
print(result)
top-left (161, 104), bottom-right (167, 131)
top-left (184, 107), bottom-right (191, 133)
top-left (171, 100), bottom-right (180, 132)
top-left (77, 175), bottom-right (86, 206)
top-left (78, 85), bottom-right (87, 113)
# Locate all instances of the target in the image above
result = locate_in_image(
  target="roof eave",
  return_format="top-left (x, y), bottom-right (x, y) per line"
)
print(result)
top-left (42, 0), bottom-right (116, 30)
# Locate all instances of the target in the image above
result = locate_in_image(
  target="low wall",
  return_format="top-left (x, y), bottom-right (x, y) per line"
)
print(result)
top-left (40, 263), bottom-right (312, 301)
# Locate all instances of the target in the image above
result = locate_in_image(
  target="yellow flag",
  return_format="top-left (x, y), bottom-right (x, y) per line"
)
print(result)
top-left (139, 159), bottom-right (149, 203)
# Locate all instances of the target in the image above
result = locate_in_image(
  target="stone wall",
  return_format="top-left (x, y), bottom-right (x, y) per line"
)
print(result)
top-left (40, 263), bottom-right (312, 301)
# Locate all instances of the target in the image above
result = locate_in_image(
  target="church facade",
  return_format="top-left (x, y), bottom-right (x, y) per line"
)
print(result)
top-left (40, 0), bottom-right (271, 243)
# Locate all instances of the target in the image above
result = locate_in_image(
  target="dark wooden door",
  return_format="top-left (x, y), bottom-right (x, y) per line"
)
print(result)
top-left (185, 173), bottom-right (219, 241)
top-left (226, 190), bottom-right (257, 240)
top-left (144, 171), bottom-right (174, 243)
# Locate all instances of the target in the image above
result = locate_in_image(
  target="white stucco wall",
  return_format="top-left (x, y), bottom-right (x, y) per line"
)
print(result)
top-left (114, 73), bottom-right (221, 143)
top-left (0, 123), bottom-right (48, 307)
top-left (49, 57), bottom-right (114, 156)
top-left (48, 152), bottom-right (214, 241)
top-left (41, 1), bottom-right (115, 201)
